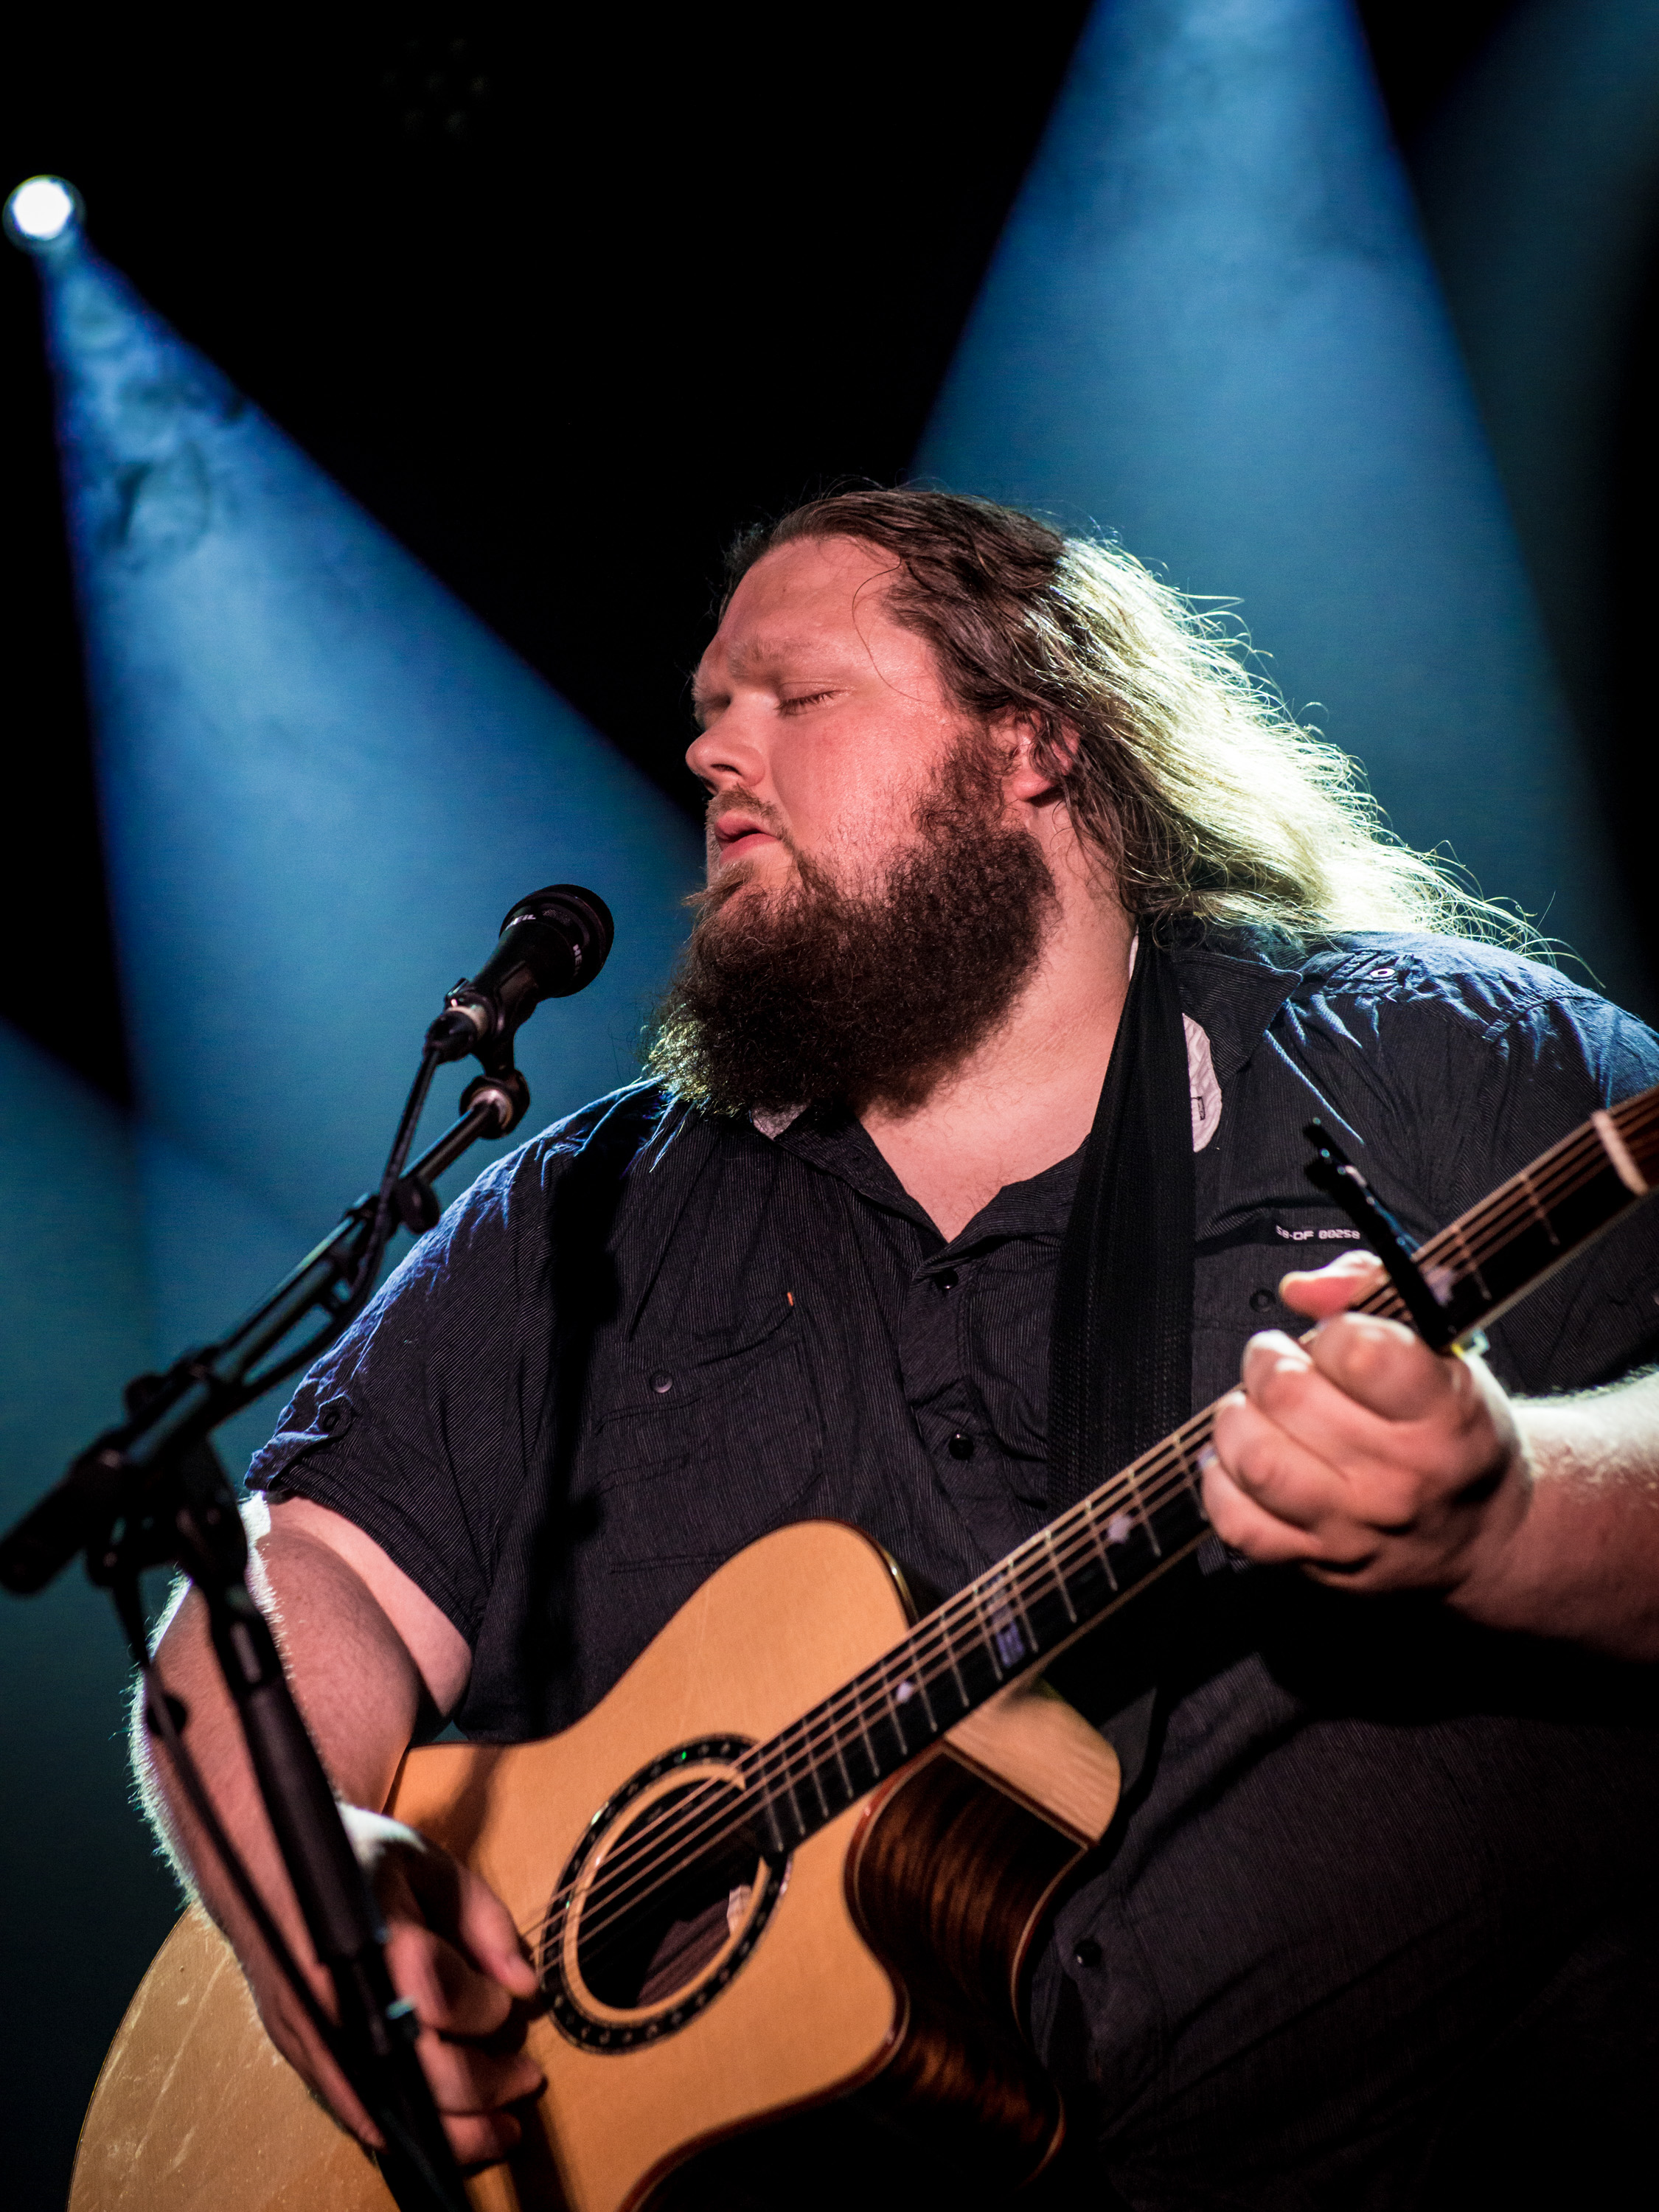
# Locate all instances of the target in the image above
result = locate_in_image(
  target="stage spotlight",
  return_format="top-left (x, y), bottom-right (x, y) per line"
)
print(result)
top-left (30, 234), bottom-right (702, 1234)
top-left (4, 175), bottom-right (80, 249)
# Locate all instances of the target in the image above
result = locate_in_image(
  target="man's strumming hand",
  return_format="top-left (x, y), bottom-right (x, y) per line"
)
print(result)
top-left (321, 1811), bottom-right (544, 2166)
top-left (140, 1501), bottom-right (545, 2167)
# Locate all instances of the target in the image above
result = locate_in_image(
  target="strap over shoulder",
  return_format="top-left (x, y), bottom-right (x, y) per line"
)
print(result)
top-left (1047, 933), bottom-right (1196, 1510)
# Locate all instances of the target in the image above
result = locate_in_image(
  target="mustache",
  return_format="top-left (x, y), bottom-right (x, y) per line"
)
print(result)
top-left (702, 787), bottom-right (794, 848)
top-left (691, 789), bottom-right (801, 919)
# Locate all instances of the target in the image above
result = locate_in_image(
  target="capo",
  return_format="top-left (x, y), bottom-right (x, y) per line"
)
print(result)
top-left (1301, 1121), bottom-right (1458, 1352)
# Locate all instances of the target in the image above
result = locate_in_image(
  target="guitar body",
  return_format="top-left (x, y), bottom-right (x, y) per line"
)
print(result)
top-left (72, 1521), bottom-right (1121, 2212)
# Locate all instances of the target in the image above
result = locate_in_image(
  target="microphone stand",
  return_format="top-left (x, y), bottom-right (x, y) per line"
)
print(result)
top-left (0, 1054), bottom-right (532, 2212)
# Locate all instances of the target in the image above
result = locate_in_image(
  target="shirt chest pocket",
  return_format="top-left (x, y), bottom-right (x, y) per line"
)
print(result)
top-left (584, 1322), bottom-right (823, 1566)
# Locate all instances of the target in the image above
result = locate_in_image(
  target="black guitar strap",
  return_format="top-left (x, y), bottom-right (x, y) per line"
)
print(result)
top-left (1047, 931), bottom-right (1196, 1511)
top-left (1045, 933), bottom-right (1197, 1798)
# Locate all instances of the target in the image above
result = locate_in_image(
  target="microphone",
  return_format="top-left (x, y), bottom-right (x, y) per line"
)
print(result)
top-left (426, 885), bottom-right (614, 1068)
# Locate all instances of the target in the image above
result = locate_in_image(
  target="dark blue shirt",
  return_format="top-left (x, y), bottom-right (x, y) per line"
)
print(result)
top-left (252, 930), bottom-right (1659, 2206)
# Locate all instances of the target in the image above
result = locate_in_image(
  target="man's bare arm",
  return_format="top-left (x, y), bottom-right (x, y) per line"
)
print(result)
top-left (138, 1497), bottom-right (542, 2163)
top-left (1206, 1251), bottom-right (1659, 1659)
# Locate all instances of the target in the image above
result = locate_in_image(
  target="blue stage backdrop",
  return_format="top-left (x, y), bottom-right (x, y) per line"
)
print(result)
top-left (917, 0), bottom-right (1647, 1016)
top-left (0, 1020), bottom-right (178, 2208)
top-left (35, 224), bottom-right (704, 1332)
top-left (3, 215), bottom-right (702, 2200)
top-left (1415, 0), bottom-right (1659, 751)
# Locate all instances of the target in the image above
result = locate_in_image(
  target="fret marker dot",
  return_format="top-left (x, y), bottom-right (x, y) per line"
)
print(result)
top-left (1107, 1514), bottom-right (1134, 1544)
top-left (895, 1680), bottom-right (915, 1703)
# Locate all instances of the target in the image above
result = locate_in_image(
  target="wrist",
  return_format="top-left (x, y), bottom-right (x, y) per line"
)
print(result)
top-left (1441, 1427), bottom-right (1540, 1631)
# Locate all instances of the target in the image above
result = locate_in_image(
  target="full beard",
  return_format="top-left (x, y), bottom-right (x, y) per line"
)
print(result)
top-left (646, 744), bottom-right (1059, 1117)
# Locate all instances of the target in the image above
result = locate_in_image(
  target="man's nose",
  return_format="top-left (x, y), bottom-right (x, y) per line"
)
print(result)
top-left (686, 709), bottom-right (767, 794)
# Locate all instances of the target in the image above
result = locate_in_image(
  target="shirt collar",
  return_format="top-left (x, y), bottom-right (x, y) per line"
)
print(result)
top-left (773, 1104), bottom-right (1082, 1251)
top-left (1165, 925), bottom-right (1305, 1084)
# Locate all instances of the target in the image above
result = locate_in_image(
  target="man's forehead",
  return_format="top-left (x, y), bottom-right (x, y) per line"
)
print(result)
top-left (696, 550), bottom-right (906, 687)
top-left (699, 629), bottom-right (837, 684)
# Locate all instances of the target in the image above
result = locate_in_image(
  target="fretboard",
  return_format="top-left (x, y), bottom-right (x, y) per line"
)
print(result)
top-left (739, 1083), bottom-right (1659, 1858)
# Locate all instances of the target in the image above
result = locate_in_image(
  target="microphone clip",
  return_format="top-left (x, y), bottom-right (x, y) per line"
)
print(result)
top-left (424, 883), bottom-right (613, 1071)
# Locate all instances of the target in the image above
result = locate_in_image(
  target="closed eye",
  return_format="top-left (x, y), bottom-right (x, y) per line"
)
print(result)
top-left (778, 690), bottom-right (836, 715)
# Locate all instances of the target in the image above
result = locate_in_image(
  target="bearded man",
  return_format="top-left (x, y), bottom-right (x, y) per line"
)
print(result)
top-left (142, 491), bottom-right (1659, 2210)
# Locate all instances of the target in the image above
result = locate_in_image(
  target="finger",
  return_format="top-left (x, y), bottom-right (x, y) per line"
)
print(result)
top-left (442, 2105), bottom-right (525, 2166)
top-left (1211, 1394), bottom-right (1389, 1548)
top-left (1278, 1250), bottom-right (1386, 1319)
top-left (400, 1846), bottom-right (540, 2002)
top-left (1200, 1452), bottom-right (1332, 1567)
top-left (415, 2023), bottom-right (544, 2118)
top-left (385, 1920), bottom-right (517, 2039)
top-left (451, 1862), bottom-right (540, 2000)
top-left (1242, 1323), bottom-right (1466, 1488)
top-left (1304, 1310), bottom-right (1467, 1425)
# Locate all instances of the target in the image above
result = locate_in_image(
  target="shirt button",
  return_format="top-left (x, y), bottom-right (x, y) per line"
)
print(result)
top-left (318, 1405), bottom-right (341, 1433)
top-left (936, 1268), bottom-right (959, 1293)
top-left (651, 1371), bottom-right (674, 1394)
top-left (947, 1432), bottom-right (975, 1460)
top-left (1249, 1287), bottom-right (1276, 1312)
top-left (1073, 1937), bottom-right (1102, 1969)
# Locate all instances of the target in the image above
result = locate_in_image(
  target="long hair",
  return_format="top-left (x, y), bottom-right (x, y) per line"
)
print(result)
top-left (723, 488), bottom-right (1528, 945)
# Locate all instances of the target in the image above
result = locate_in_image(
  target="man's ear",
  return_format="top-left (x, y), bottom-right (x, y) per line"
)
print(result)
top-left (996, 712), bottom-right (1078, 804)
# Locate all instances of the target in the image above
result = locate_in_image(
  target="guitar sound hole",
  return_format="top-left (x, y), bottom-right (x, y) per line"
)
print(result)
top-left (577, 1778), bottom-right (765, 2009)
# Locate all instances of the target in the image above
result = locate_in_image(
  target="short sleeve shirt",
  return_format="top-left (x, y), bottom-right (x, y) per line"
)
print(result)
top-left (251, 930), bottom-right (1659, 2201)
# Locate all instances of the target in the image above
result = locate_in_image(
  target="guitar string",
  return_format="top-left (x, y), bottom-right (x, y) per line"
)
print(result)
top-left (516, 1436), bottom-right (1214, 1961)
top-left (514, 1417), bottom-right (1220, 1958)
top-left (525, 1102), bottom-right (1652, 1949)
top-left (515, 1100), bottom-right (1658, 1959)
top-left (518, 1112), bottom-right (1651, 1965)
top-left (514, 1103), bottom-right (1656, 1959)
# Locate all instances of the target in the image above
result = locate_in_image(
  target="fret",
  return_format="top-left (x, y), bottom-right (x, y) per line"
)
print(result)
top-left (1017, 1554), bottom-right (1079, 1655)
top-left (841, 1700), bottom-right (880, 1797)
top-left (1043, 1526), bottom-right (1077, 1624)
top-left (1084, 1495), bottom-right (1121, 1592)
top-left (1451, 1220), bottom-right (1490, 1304)
top-left (717, 1090), bottom-right (1659, 1865)
top-left (1519, 1166), bottom-right (1560, 1248)
top-left (805, 1756), bottom-right (830, 1823)
top-left (885, 1669), bottom-right (933, 1756)
top-left (864, 1702), bottom-right (906, 1778)
top-left (758, 1735), bottom-right (813, 1847)
top-left (838, 1724), bottom-right (878, 1798)
top-left (830, 1728), bottom-right (855, 1806)
top-left (757, 1789), bottom-right (791, 1859)
top-left (970, 1583), bottom-right (1009, 1682)
top-left (1147, 1463), bottom-right (1209, 1556)
top-left (992, 1566), bottom-right (1038, 1671)
top-left (810, 1746), bottom-right (851, 1820)
top-left (1128, 1469), bottom-right (1163, 1558)
top-left (940, 1621), bottom-right (971, 1709)
top-left (899, 1662), bottom-right (939, 1733)
top-left (950, 1617), bottom-right (1005, 1705)
top-left (917, 1641), bottom-right (968, 1730)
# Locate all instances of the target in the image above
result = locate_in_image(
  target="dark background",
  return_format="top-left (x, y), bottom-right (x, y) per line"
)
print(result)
top-left (3, 4), bottom-right (1656, 2202)
top-left (9, 0), bottom-right (1650, 1119)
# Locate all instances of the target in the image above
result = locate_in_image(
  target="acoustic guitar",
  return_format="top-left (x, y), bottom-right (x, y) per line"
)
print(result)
top-left (69, 1091), bottom-right (1659, 2212)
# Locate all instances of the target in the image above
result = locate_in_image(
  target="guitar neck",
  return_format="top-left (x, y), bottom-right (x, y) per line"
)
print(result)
top-left (740, 1085), bottom-right (1659, 1859)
